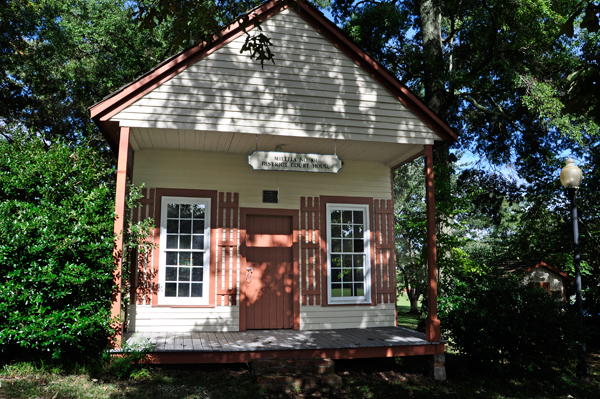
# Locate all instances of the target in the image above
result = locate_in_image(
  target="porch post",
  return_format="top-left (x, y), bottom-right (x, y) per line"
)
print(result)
top-left (111, 126), bottom-right (130, 347)
top-left (424, 145), bottom-right (440, 342)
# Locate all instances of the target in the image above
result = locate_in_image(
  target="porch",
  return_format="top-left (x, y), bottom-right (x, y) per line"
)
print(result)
top-left (120, 326), bottom-right (445, 364)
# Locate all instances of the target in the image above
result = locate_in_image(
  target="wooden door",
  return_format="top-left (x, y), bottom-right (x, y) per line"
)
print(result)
top-left (244, 214), bottom-right (293, 329)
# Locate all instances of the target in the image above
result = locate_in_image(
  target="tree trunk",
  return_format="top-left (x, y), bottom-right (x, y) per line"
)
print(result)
top-left (408, 292), bottom-right (421, 314)
top-left (419, 0), bottom-right (452, 261)
top-left (419, 0), bottom-right (447, 119)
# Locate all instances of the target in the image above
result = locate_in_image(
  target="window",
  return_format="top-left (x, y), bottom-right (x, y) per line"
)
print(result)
top-left (326, 203), bottom-right (371, 304)
top-left (158, 197), bottom-right (211, 305)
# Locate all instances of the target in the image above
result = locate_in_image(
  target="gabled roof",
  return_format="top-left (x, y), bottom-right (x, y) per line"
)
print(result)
top-left (90, 0), bottom-right (458, 152)
top-left (494, 260), bottom-right (574, 282)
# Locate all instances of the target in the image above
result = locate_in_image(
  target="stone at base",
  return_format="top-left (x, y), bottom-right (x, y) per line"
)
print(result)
top-left (432, 353), bottom-right (446, 381)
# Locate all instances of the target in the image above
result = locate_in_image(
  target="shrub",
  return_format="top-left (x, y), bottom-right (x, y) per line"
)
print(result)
top-left (439, 272), bottom-right (580, 376)
top-left (0, 133), bottom-right (115, 363)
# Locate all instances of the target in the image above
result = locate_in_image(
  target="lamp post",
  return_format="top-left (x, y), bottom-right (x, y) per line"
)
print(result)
top-left (560, 158), bottom-right (590, 381)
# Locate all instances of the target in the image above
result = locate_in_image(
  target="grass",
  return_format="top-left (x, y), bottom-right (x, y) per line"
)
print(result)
top-left (396, 294), bottom-right (420, 330)
top-left (1, 353), bottom-right (599, 399)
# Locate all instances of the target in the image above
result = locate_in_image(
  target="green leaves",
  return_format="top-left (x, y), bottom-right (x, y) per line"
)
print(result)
top-left (0, 131), bottom-right (115, 363)
top-left (439, 272), bottom-right (580, 376)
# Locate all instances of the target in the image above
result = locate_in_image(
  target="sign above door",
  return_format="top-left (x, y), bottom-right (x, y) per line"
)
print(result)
top-left (248, 151), bottom-right (343, 173)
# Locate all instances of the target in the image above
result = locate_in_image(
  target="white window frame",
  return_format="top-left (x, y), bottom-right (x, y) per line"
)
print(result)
top-left (158, 196), bottom-right (211, 305)
top-left (326, 203), bottom-right (372, 304)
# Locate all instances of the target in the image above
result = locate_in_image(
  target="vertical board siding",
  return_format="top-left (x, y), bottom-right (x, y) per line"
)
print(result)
top-left (374, 200), bottom-right (396, 304)
top-left (217, 192), bottom-right (239, 306)
top-left (301, 197), bottom-right (321, 306)
top-left (133, 188), bottom-right (155, 306)
top-left (111, 9), bottom-right (438, 144)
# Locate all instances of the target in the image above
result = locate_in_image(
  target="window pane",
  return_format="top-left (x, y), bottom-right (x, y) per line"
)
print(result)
top-left (342, 254), bottom-right (353, 268)
top-left (355, 225), bottom-right (364, 238)
top-left (178, 283), bottom-right (190, 297)
top-left (354, 239), bottom-right (364, 253)
top-left (342, 224), bottom-right (353, 237)
top-left (165, 283), bottom-right (177, 297)
top-left (179, 252), bottom-right (192, 266)
top-left (331, 268), bottom-right (342, 283)
top-left (192, 235), bottom-right (204, 250)
top-left (353, 268), bottom-right (364, 282)
top-left (355, 283), bottom-right (364, 296)
top-left (354, 255), bottom-right (364, 269)
top-left (166, 252), bottom-right (177, 265)
top-left (179, 267), bottom-right (191, 281)
top-left (342, 283), bottom-right (352, 296)
top-left (192, 268), bottom-right (203, 282)
top-left (165, 267), bottom-right (177, 281)
top-left (192, 204), bottom-right (205, 219)
top-left (331, 239), bottom-right (341, 253)
top-left (331, 224), bottom-right (341, 238)
top-left (167, 219), bottom-right (178, 233)
top-left (191, 283), bottom-right (203, 297)
top-left (167, 204), bottom-right (179, 218)
top-left (341, 267), bottom-right (352, 282)
top-left (343, 239), bottom-right (353, 252)
top-left (193, 220), bottom-right (205, 234)
top-left (331, 284), bottom-right (342, 297)
top-left (192, 253), bottom-right (204, 266)
top-left (342, 211), bottom-right (352, 224)
top-left (331, 255), bottom-right (341, 268)
top-left (180, 235), bottom-right (191, 249)
top-left (331, 210), bottom-right (341, 223)
top-left (166, 235), bottom-right (178, 249)
top-left (180, 219), bottom-right (191, 234)
top-left (353, 211), bottom-right (363, 224)
top-left (180, 204), bottom-right (192, 218)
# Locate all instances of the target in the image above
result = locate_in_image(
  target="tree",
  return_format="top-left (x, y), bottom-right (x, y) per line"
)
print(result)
top-left (1, 0), bottom-right (175, 144)
top-left (331, 0), bottom-right (597, 174)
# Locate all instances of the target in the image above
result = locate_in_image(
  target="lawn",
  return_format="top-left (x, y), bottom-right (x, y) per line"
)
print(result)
top-left (2, 295), bottom-right (599, 398)
top-left (397, 294), bottom-right (420, 330)
top-left (1, 354), bottom-right (599, 399)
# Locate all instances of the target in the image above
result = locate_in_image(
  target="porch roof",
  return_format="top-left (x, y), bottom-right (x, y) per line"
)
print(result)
top-left (90, 0), bottom-right (457, 168)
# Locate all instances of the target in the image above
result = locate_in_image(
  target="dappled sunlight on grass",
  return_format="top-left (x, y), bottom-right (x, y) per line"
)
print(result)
top-left (397, 294), bottom-right (420, 330)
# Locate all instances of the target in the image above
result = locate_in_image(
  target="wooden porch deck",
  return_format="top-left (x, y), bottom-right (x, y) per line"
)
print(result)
top-left (121, 327), bottom-right (445, 364)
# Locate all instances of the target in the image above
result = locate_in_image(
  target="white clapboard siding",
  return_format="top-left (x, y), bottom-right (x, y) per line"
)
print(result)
top-left (112, 8), bottom-right (437, 145)
top-left (128, 304), bottom-right (239, 333)
top-left (300, 303), bottom-right (396, 330)
top-left (132, 150), bottom-right (392, 207)
top-left (523, 269), bottom-right (565, 291)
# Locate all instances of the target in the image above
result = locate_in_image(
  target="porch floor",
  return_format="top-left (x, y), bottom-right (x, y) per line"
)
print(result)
top-left (122, 327), bottom-right (445, 363)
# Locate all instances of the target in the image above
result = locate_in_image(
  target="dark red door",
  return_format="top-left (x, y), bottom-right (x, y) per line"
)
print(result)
top-left (244, 215), bottom-right (293, 329)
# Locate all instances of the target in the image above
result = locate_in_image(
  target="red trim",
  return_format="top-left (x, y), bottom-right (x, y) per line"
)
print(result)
top-left (319, 196), bottom-right (376, 306)
top-left (91, 0), bottom-right (457, 150)
top-left (390, 169), bottom-right (398, 325)
top-left (424, 145), bottom-right (440, 342)
top-left (151, 189), bottom-right (219, 307)
top-left (142, 343), bottom-right (445, 364)
top-left (112, 127), bottom-right (130, 347)
top-left (239, 208), bottom-right (300, 331)
top-left (526, 262), bottom-right (575, 282)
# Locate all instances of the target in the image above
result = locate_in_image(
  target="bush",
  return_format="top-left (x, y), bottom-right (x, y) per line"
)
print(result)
top-left (439, 272), bottom-right (580, 376)
top-left (0, 133), bottom-right (115, 363)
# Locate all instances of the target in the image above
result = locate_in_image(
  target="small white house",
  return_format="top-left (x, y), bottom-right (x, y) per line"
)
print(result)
top-left (90, 0), bottom-right (457, 363)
